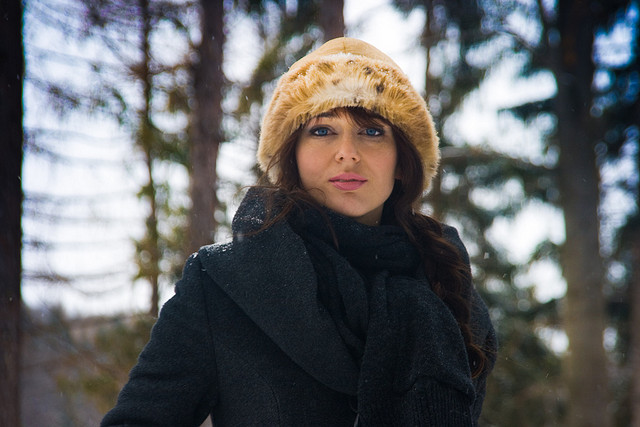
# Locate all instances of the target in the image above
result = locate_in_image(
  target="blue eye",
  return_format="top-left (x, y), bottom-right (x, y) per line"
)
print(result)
top-left (364, 128), bottom-right (382, 136)
top-left (311, 127), bottom-right (330, 136)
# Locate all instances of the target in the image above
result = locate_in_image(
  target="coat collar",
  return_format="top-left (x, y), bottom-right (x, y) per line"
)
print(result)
top-left (198, 217), bottom-right (359, 395)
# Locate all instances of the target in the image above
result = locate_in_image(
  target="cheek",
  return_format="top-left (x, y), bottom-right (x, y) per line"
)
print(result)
top-left (391, 149), bottom-right (400, 179)
top-left (295, 145), bottom-right (318, 186)
top-left (384, 151), bottom-right (399, 182)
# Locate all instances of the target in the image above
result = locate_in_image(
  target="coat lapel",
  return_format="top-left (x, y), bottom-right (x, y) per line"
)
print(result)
top-left (198, 220), bottom-right (359, 396)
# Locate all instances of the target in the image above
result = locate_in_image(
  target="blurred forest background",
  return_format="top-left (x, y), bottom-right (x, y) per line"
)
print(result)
top-left (1, 0), bottom-right (639, 426)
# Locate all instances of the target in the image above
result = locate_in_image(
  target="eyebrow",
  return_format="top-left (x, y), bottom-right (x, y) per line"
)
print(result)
top-left (316, 111), bottom-right (336, 118)
top-left (304, 112), bottom-right (336, 127)
top-left (308, 110), bottom-right (391, 128)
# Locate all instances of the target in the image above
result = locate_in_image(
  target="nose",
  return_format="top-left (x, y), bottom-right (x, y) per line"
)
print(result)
top-left (335, 133), bottom-right (360, 163)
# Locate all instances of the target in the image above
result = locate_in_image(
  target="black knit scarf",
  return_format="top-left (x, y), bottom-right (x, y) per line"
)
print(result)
top-left (288, 207), bottom-right (421, 364)
top-left (288, 206), bottom-right (476, 426)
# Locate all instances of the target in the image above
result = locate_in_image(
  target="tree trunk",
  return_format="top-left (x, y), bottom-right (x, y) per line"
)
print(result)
top-left (317, 0), bottom-right (344, 41)
top-left (632, 228), bottom-right (640, 427)
top-left (188, 0), bottom-right (224, 252)
top-left (140, 0), bottom-right (161, 317)
top-left (626, 73), bottom-right (640, 426)
top-left (0, 1), bottom-right (24, 426)
top-left (553, 1), bottom-right (609, 426)
top-left (630, 98), bottom-right (640, 424)
top-left (421, 0), bottom-right (443, 213)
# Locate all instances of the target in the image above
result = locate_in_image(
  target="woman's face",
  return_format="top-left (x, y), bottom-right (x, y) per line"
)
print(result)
top-left (295, 110), bottom-right (399, 226)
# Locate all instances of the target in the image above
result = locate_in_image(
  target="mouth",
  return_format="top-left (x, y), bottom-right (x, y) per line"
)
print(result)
top-left (329, 173), bottom-right (367, 191)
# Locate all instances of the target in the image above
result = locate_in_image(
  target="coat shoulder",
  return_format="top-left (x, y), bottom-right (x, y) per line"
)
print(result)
top-left (195, 242), bottom-right (234, 270)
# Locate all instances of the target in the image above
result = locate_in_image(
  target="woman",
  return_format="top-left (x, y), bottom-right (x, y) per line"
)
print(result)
top-left (102, 37), bottom-right (496, 426)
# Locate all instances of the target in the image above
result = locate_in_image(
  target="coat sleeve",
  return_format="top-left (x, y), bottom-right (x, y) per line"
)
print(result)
top-left (101, 253), bottom-right (218, 427)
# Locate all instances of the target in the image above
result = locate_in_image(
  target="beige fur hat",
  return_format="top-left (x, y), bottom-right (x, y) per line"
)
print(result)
top-left (258, 37), bottom-right (439, 191)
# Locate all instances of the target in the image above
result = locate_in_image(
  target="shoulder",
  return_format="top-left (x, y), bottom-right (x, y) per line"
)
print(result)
top-left (170, 243), bottom-right (235, 297)
top-left (178, 243), bottom-right (231, 276)
top-left (182, 242), bottom-right (233, 280)
top-left (197, 241), bottom-right (233, 260)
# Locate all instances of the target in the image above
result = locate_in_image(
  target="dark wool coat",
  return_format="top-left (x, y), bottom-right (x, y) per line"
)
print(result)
top-left (102, 194), bottom-right (496, 427)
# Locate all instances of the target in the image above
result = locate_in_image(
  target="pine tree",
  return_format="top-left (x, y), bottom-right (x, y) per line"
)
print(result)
top-left (24, 0), bottom-right (195, 316)
top-left (0, 2), bottom-right (25, 425)
top-left (187, 0), bottom-right (225, 253)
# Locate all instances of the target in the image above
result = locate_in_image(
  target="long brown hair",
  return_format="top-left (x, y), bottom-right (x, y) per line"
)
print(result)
top-left (258, 107), bottom-right (488, 377)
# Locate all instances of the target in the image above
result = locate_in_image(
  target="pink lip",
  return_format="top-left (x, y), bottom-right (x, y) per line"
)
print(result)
top-left (329, 173), bottom-right (367, 191)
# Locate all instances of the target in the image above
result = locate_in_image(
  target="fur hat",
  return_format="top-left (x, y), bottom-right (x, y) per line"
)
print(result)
top-left (258, 37), bottom-right (440, 191)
